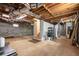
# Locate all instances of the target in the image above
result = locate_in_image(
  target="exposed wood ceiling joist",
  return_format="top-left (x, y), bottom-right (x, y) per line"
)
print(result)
top-left (0, 3), bottom-right (79, 24)
top-left (31, 3), bottom-right (79, 23)
top-left (45, 3), bottom-right (79, 15)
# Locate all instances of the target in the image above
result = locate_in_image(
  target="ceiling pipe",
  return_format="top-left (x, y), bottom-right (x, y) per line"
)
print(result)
top-left (0, 3), bottom-right (45, 23)
top-left (12, 3), bottom-right (41, 19)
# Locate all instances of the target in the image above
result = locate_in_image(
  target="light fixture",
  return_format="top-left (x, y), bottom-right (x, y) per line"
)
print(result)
top-left (5, 8), bottom-right (9, 12)
top-left (2, 14), bottom-right (9, 18)
top-left (16, 14), bottom-right (27, 19)
top-left (13, 24), bottom-right (19, 27)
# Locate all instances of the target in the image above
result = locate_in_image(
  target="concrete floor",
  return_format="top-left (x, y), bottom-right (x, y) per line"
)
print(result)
top-left (6, 36), bottom-right (79, 56)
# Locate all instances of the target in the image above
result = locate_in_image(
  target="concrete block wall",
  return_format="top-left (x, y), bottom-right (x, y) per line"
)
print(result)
top-left (0, 22), bottom-right (33, 37)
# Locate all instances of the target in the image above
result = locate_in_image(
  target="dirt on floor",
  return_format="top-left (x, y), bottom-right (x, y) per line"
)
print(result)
top-left (6, 36), bottom-right (79, 56)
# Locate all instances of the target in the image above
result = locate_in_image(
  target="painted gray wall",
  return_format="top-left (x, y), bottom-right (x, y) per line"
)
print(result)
top-left (40, 20), bottom-right (54, 41)
top-left (0, 22), bottom-right (33, 37)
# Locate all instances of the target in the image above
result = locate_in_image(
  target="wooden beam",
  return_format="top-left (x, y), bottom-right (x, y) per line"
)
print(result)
top-left (48, 4), bottom-right (79, 15)
top-left (47, 10), bottom-right (78, 23)
top-left (44, 3), bottom-right (60, 8)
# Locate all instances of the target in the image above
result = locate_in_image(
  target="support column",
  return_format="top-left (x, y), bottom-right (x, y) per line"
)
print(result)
top-left (33, 18), bottom-right (40, 40)
top-left (40, 20), bottom-right (45, 41)
top-left (55, 24), bottom-right (59, 38)
top-left (57, 23), bottom-right (61, 37)
top-left (64, 22), bottom-right (66, 36)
